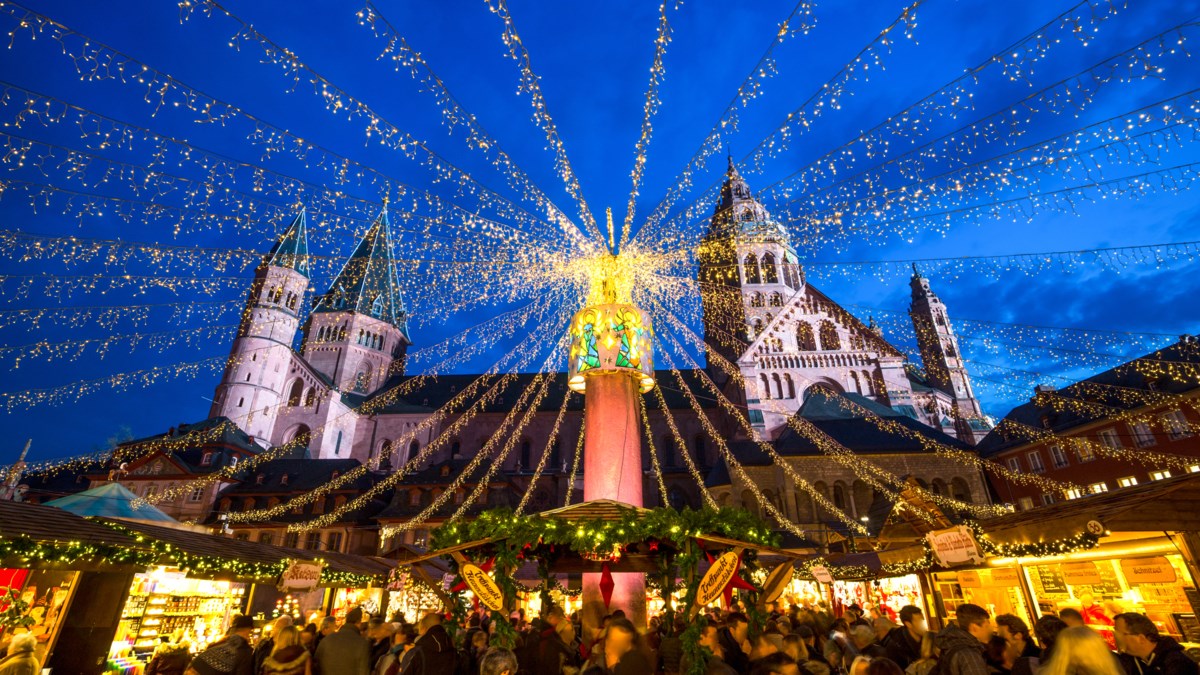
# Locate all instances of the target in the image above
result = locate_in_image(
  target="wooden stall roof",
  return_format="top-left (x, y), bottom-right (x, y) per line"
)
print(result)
top-left (400, 499), bottom-right (803, 566)
top-left (0, 500), bottom-right (152, 569)
top-left (103, 519), bottom-right (392, 584)
top-left (979, 472), bottom-right (1200, 546)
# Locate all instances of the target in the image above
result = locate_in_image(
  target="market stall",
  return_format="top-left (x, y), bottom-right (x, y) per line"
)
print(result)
top-left (0, 499), bottom-right (156, 674)
top-left (100, 519), bottom-right (393, 674)
top-left (972, 473), bottom-right (1200, 645)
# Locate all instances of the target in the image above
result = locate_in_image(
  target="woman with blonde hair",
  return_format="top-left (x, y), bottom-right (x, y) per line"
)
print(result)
top-left (0, 633), bottom-right (40, 675)
top-left (1038, 626), bottom-right (1124, 675)
top-left (260, 625), bottom-right (311, 675)
top-left (905, 632), bottom-right (938, 675)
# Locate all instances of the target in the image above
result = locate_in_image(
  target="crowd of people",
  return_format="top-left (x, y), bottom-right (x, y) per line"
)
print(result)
top-left (8, 596), bottom-right (1199, 675)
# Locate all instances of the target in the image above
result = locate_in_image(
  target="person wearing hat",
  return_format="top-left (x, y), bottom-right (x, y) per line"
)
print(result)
top-left (188, 615), bottom-right (255, 675)
top-left (315, 607), bottom-right (371, 675)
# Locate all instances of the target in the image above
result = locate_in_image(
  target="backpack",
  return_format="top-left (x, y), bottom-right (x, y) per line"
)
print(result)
top-left (187, 637), bottom-right (244, 675)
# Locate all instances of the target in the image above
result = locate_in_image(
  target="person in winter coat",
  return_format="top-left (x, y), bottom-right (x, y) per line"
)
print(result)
top-left (146, 640), bottom-right (191, 675)
top-left (315, 607), bottom-right (371, 675)
top-left (400, 612), bottom-right (457, 675)
top-left (933, 603), bottom-right (994, 675)
top-left (883, 606), bottom-right (926, 669)
top-left (261, 626), bottom-right (312, 675)
top-left (1114, 612), bottom-right (1200, 675)
top-left (254, 616), bottom-right (295, 675)
top-left (190, 615), bottom-right (255, 675)
top-left (0, 633), bottom-right (40, 675)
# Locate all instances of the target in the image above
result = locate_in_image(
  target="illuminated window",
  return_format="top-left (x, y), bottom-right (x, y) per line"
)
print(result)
top-left (1074, 443), bottom-right (1095, 463)
top-left (1189, 465), bottom-right (1200, 474)
top-left (1049, 444), bottom-right (1069, 469)
top-left (1098, 429), bottom-right (1122, 450)
top-left (1117, 476), bottom-right (1138, 488)
top-left (1064, 488), bottom-right (1083, 500)
top-left (1017, 497), bottom-right (1034, 511)
top-left (1151, 470), bottom-right (1172, 481)
top-left (1026, 452), bottom-right (1045, 474)
top-left (1130, 422), bottom-right (1157, 448)
top-left (1088, 482), bottom-right (1109, 495)
top-left (1162, 410), bottom-right (1193, 440)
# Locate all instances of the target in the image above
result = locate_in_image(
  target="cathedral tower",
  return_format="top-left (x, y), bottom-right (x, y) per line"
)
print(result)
top-left (211, 210), bottom-right (310, 446)
top-left (302, 206), bottom-right (411, 394)
top-left (698, 158), bottom-right (805, 378)
top-left (909, 266), bottom-right (989, 444)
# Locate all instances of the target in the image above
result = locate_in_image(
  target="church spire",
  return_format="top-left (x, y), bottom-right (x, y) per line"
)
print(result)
top-left (265, 209), bottom-right (309, 277)
top-left (313, 205), bottom-right (409, 339)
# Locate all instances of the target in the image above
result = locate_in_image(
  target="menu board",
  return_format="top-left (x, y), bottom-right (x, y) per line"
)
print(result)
top-left (1034, 565), bottom-right (1069, 595)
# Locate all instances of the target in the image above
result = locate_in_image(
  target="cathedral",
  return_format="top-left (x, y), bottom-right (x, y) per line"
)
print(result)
top-left (27, 161), bottom-right (995, 554)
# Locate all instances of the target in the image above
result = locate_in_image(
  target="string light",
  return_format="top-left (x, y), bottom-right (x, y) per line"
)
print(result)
top-left (563, 417), bottom-right (585, 506)
top-left (651, 384), bottom-right (717, 509)
top-left (638, 392), bottom-right (671, 506)
top-left (482, 0), bottom-right (601, 243)
top-left (515, 389), bottom-right (573, 515)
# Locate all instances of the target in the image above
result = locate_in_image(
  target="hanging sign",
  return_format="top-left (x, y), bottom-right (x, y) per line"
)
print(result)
top-left (460, 564), bottom-right (504, 612)
top-left (811, 565), bottom-right (834, 584)
top-left (957, 570), bottom-right (982, 588)
top-left (279, 560), bottom-right (323, 592)
top-left (697, 552), bottom-right (740, 607)
top-left (1121, 557), bottom-right (1177, 584)
top-left (1062, 561), bottom-right (1102, 586)
top-left (761, 563), bottom-right (794, 604)
top-left (990, 568), bottom-right (1021, 586)
top-left (927, 526), bottom-right (985, 567)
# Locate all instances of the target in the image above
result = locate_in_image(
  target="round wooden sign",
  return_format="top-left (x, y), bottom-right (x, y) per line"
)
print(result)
top-left (461, 563), bottom-right (504, 611)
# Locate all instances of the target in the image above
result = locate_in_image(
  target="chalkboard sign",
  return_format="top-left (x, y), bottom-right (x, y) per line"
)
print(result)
top-left (1183, 588), bottom-right (1200, 616)
top-left (1173, 613), bottom-right (1200, 643)
top-left (1036, 566), bottom-right (1069, 595)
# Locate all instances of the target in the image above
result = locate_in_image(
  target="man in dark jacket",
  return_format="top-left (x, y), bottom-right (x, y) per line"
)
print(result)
top-left (717, 613), bottom-right (751, 674)
top-left (934, 603), bottom-right (993, 675)
top-left (883, 605), bottom-right (925, 668)
top-left (403, 612), bottom-right (458, 675)
top-left (315, 607), bottom-right (372, 675)
top-left (533, 607), bottom-right (576, 675)
top-left (1115, 612), bottom-right (1199, 675)
top-left (190, 614), bottom-right (255, 675)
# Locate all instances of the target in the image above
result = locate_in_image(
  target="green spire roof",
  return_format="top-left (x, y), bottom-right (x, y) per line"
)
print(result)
top-left (265, 209), bottom-right (310, 278)
top-left (314, 206), bottom-right (409, 337)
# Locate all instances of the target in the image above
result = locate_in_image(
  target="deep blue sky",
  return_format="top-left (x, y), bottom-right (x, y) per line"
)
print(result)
top-left (1, 0), bottom-right (1198, 463)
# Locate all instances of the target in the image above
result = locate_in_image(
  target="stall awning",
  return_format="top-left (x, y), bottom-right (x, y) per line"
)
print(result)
top-left (102, 519), bottom-right (393, 586)
top-left (45, 483), bottom-right (179, 525)
top-left (0, 499), bottom-right (152, 569)
top-left (979, 472), bottom-right (1200, 548)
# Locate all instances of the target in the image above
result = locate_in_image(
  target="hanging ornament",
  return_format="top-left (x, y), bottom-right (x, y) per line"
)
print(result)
top-left (599, 562), bottom-right (615, 610)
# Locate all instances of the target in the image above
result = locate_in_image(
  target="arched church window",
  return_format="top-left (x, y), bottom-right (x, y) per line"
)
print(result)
top-left (287, 379), bottom-right (304, 407)
top-left (761, 253), bottom-right (779, 284)
top-left (769, 292), bottom-right (783, 307)
top-left (772, 373), bottom-right (783, 399)
top-left (818, 321), bottom-right (841, 350)
top-left (796, 323), bottom-right (817, 351)
top-left (519, 438), bottom-right (532, 470)
top-left (450, 439), bottom-right (461, 458)
top-left (850, 333), bottom-right (865, 351)
top-left (372, 295), bottom-right (385, 316)
top-left (408, 440), bottom-right (419, 464)
top-left (743, 253), bottom-right (761, 284)
top-left (752, 319), bottom-right (764, 337)
top-left (693, 435), bottom-right (706, 468)
top-left (946, 344), bottom-right (957, 358)
top-left (850, 371), bottom-right (862, 394)
top-left (760, 373), bottom-right (771, 399)
top-left (354, 364), bottom-right (373, 393)
top-left (785, 374), bottom-right (796, 399)
top-left (861, 370), bottom-right (875, 395)
top-left (304, 388), bottom-right (316, 406)
top-left (750, 292), bottom-right (765, 307)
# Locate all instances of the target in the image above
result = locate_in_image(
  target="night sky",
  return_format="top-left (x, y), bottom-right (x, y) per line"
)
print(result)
top-left (1, 0), bottom-right (1198, 464)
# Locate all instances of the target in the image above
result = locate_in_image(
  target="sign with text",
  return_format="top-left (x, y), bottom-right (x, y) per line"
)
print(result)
top-left (461, 564), bottom-right (504, 611)
top-left (761, 563), bottom-right (793, 604)
top-left (957, 570), bottom-right (982, 588)
top-left (810, 565), bottom-right (834, 584)
top-left (990, 568), bottom-right (1021, 586)
top-left (927, 526), bottom-right (985, 567)
top-left (697, 552), bottom-right (740, 606)
top-left (1121, 557), bottom-right (1177, 584)
top-left (279, 560), bottom-right (323, 592)
top-left (1062, 561), bottom-right (1102, 586)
